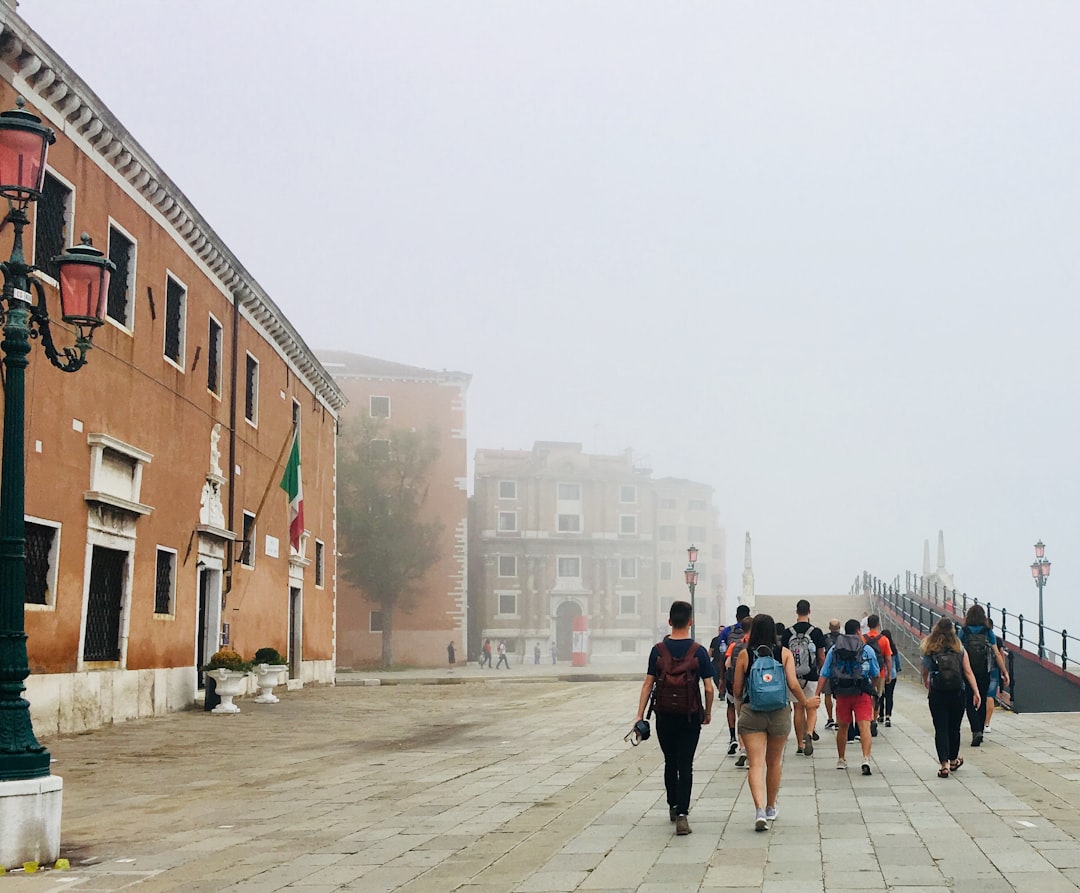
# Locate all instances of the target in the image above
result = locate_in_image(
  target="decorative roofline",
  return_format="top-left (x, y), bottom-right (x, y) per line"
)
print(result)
top-left (0, 10), bottom-right (346, 413)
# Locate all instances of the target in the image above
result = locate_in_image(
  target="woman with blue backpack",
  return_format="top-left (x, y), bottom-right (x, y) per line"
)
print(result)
top-left (732, 613), bottom-right (820, 832)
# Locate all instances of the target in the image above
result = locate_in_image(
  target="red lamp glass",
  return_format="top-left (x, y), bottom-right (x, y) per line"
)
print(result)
top-left (0, 99), bottom-right (55, 207)
top-left (53, 234), bottom-right (114, 328)
top-left (1034, 540), bottom-right (1046, 559)
top-left (1031, 562), bottom-right (1041, 579)
top-left (684, 565), bottom-right (698, 586)
top-left (687, 544), bottom-right (699, 565)
top-left (1042, 560), bottom-right (1051, 579)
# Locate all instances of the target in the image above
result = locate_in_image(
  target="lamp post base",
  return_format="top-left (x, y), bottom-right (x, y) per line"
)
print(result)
top-left (0, 774), bottom-right (62, 870)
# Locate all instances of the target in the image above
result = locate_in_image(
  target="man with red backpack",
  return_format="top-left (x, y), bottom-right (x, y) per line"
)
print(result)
top-left (634, 600), bottom-right (715, 836)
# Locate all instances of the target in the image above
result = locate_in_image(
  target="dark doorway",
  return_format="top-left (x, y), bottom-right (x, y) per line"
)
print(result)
top-left (288, 587), bottom-right (301, 679)
top-left (196, 568), bottom-right (210, 689)
top-left (84, 546), bottom-right (126, 661)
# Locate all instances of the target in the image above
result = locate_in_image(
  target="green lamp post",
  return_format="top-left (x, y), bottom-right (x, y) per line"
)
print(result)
top-left (0, 97), bottom-right (114, 782)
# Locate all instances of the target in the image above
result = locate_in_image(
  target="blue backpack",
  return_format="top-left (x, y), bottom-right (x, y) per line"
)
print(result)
top-left (748, 645), bottom-right (789, 712)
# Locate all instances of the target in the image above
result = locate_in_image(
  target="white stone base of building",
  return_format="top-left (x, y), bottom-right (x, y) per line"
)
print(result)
top-left (0, 775), bottom-right (63, 870)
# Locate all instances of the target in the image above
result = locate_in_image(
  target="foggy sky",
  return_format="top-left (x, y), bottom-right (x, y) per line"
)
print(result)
top-left (21, 1), bottom-right (1080, 636)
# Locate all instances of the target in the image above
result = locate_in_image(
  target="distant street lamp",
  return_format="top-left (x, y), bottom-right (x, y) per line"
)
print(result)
top-left (0, 98), bottom-right (115, 783)
top-left (685, 544), bottom-right (699, 640)
top-left (1031, 540), bottom-right (1051, 660)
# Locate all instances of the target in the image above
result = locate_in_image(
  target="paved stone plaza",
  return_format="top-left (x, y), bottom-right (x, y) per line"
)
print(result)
top-left (6, 663), bottom-right (1080, 892)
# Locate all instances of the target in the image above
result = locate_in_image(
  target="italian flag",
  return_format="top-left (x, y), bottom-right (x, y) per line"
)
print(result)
top-left (279, 428), bottom-right (304, 551)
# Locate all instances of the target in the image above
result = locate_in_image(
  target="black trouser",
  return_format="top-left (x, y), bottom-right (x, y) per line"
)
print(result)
top-left (965, 675), bottom-right (989, 734)
top-left (655, 712), bottom-right (702, 815)
top-left (928, 688), bottom-right (966, 762)
top-left (880, 678), bottom-right (896, 718)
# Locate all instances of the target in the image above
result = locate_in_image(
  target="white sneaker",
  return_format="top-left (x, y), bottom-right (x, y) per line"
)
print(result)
top-left (765, 806), bottom-right (778, 821)
top-left (755, 808), bottom-right (768, 832)
top-left (836, 758), bottom-right (847, 770)
top-left (861, 760), bottom-right (872, 776)
top-left (983, 725), bottom-right (992, 733)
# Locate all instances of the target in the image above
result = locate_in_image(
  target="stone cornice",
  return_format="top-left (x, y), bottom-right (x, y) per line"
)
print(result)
top-left (0, 10), bottom-right (346, 414)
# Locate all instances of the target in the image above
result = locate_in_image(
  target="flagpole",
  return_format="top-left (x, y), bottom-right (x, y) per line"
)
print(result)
top-left (248, 425), bottom-right (297, 536)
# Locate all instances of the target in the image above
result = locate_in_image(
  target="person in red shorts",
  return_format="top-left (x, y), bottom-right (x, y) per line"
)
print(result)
top-left (816, 618), bottom-right (880, 775)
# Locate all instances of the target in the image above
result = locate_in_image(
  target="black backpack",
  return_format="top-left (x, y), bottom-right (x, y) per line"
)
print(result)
top-left (962, 627), bottom-right (993, 682)
top-left (929, 649), bottom-right (964, 692)
top-left (650, 640), bottom-right (704, 719)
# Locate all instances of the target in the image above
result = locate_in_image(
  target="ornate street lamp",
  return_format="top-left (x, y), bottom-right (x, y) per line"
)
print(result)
top-left (0, 98), bottom-right (114, 783)
top-left (685, 543), bottom-right (699, 639)
top-left (1030, 540), bottom-right (1051, 660)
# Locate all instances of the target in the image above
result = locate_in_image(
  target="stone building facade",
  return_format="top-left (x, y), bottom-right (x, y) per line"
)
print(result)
top-left (470, 443), bottom-right (725, 664)
top-left (0, 8), bottom-right (344, 734)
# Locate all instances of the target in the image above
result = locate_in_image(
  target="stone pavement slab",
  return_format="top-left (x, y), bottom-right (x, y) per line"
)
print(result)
top-left (3, 669), bottom-right (1080, 891)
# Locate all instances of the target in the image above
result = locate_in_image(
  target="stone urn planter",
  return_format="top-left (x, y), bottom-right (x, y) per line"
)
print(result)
top-left (205, 668), bottom-right (252, 714)
top-left (253, 664), bottom-right (288, 704)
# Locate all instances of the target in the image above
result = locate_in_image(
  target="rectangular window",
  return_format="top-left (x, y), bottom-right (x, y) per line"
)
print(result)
top-left (154, 547), bottom-right (176, 615)
top-left (619, 558), bottom-right (637, 578)
top-left (498, 555), bottom-right (517, 577)
top-left (620, 485), bottom-right (637, 503)
top-left (34, 170), bottom-right (72, 280)
top-left (557, 514), bottom-right (581, 532)
top-left (498, 511), bottom-right (517, 532)
top-left (498, 480), bottom-right (517, 500)
top-left (207, 316), bottom-right (222, 396)
top-left (557, 556), bottom-right (580, 578)
top-left (369, 610), bottom-right (383, 632)
top-left (84, 545), bottom-right (126, 662)
top-left (25, 520), bottom-right (59, 606)
top-left (620, 515), bottom-right (637, 535)
top-left (660, 498), bottom-right (677, 510)
top-left (240, 511), bottom-right (256, 568)
top-left (163, 274), bottom-right (187, 366)
top-left (658, 525), bottom-right (676, 542)
top-left (498, 593), bottom-right (518, 616)
top-left (688, 498), bottom-right (707, 512)
top-left (370, 396), bottom-right (390, 418)
top-left (106, 223), bottom-right (136, 328)
top-left (557, 483), bottom-right (580, 500)
top-left (659, 561), bottom-right (672, 581)
top-left (244, 353), bottom-right (259, 424)
top-left (619, 594), bottom-right (638, 615)
top-left (687, 526), bottom-right (707, 542)
top-left (315, 540), bottom-right (325, 587)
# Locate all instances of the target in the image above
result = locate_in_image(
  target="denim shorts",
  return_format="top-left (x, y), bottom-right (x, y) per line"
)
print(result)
top-left (987, 668), bottom-right (1000, 699)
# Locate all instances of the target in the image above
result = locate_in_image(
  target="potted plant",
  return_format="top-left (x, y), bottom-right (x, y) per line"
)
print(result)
top-left (203, 650), bottom-right (254, 714)
top-left (252, 648), bottom-right (288, 704)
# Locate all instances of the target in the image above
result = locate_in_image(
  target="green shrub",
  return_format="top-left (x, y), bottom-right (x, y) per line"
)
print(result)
top-left (253, 647), bottom-right (287, 666)
top-left (204, 649), bottom-right (252, 672)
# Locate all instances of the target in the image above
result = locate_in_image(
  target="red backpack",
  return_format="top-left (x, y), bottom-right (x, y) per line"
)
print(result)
top-left (649, 640), bottom-right (704, 720)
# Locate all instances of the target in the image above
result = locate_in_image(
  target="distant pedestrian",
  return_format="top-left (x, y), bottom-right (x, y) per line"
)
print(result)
top-left (534, 642), bottom-right (541, 664)
top-left (495, 640), bottom-right (510, 669)
top-left (481, 639), bottom-right (493, 669)
top-left (733, 613), bottom-right (819, 831)
top-left (781, 598), bottom-right (827, 756)
top-left (877, 629), bottom-right (899, 726)
top-left (447, 642), bottom-right (456, 666)
top-left (985, 619), bottom-right (1007, 733)
top-left (822, 618), bottom-right (842, 730)
top-left (921, 616), bottom-right (981, 778)
top-left (551, 641), bottom-right (558, 664)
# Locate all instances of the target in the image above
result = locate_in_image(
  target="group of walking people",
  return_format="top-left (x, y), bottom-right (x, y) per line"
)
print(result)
top-left (634, 597), bottom-right (1007, 836)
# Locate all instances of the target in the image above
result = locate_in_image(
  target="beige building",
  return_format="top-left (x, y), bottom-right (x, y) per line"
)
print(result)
top-left (470, 443), bottom-right (725, 664)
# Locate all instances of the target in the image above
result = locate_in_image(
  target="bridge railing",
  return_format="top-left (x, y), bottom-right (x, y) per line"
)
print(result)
top-left (859, 571), bottom-right (1080, 711)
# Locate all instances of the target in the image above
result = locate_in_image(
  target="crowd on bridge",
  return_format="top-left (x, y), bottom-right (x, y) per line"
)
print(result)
top-left (633, 597), bottom-right (1009, 835)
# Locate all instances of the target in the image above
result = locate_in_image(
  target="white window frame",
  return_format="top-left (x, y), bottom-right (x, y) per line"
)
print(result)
top-left (105, 218), bottom-right (137, 332)
top-left (207, 312), bottom-right (223, 398)
top-left (619, 593), bottom-right (639, 616)
top-left (32, 166), bottom-right (75, 285)
top-left (369, 610), bottom-right (383, 632)
top-left (497, 555), bottom-right (517, 577)
top-left (369, 395), bottom-right (391, 419)
top-left (497, 591), bottom-right (519, 617)
top-left (240, 510), bottom-right (256, 568)
top-left (557, 513), bottom-right (581, 533)
top-left (659, 561), bottom-right (672, 581)
top-left (153, 545), bottom-right (178, 618)
top-left (498, 511), bottom-right (517, 532)
top-left (244, 351), bottom-right (259, 427)
top-left (557, 482), bottom-right (580, 500)
top-left (314, 539), bottom-right (325, 588)
top-left (557, 555), bottom-right (581, 579)
top-left (162, 270), bottom-right (188, 371)
top-left (619, 557), bottom-right (637, 579)
top-left (24, 515), bottom-right (60, 612)
top-left (620, 485), bottom-right (637, 504)
top-left (498, 480), bottom-right (517, 500)
top-left (619, 514), bottom-right (638, 535)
